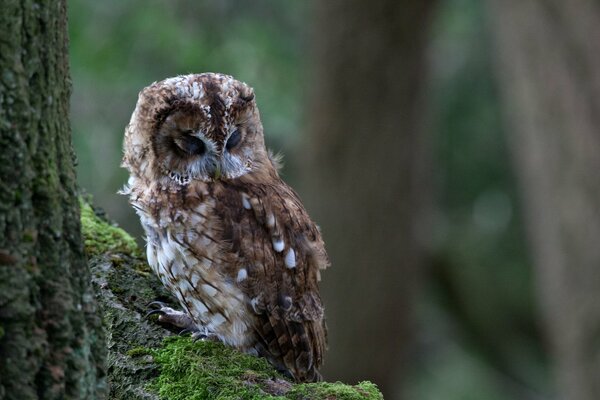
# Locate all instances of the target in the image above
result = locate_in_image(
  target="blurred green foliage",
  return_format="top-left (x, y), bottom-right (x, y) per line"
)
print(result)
top-left (69, 0), bottom-right (307, 237)
top-left (406, 0), bottom-right (551, 399)
top-left (69, 1), bottom-right (551, 399)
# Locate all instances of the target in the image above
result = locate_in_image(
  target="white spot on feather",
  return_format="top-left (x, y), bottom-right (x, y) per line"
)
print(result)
top-left (191, 298), bottom-right (208, 315)
top-left (230, 320), bottom-right (249, 342)
top-left (282, 296), bottom-right (293, 310)
top-left (241, 194), bottom-right (251, 210)
top-left (178, 279), bottom-right (193, 294)
top-left (223, 95), bottom-right (233, 109)
top-left (236, 268), bottom-right (247, 282)
top-left (266, 213), bottom-right (275, 228)
top-left (160, 235), bottom-right (178, 262)
top-left (201, 284), bottom-right (218, 297)
top-left (210, 313), bottom-right (227, 327)
top-left (250, 297), bottom-right (263, 314)
top-left (146, 245), bottom-right (157, 269)
top-left (272, 238), bottom-right (284, 252)
top-left (284, 248), bottom-right (296, 268)
top-left (156, 250), bottom-right (171, 271)
top-left (191, 82), bottom-right (201, 99)
top-left (170, 261), bottom-right (184, 277)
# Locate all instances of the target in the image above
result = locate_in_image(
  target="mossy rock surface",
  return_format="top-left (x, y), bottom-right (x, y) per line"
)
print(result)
top-left (81, 199), bottom-right (383, 400)
top-left (80, 199), bottom-right (140, 257)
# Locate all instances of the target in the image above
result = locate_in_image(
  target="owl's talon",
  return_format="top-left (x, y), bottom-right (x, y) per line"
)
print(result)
top-left (191, 328), bottom-right (219, 342)
top-left (178, 328), bottom-right (194, 336)
top-left (145, 308), bottom-right (166, 319)
top-left (147, 300), bottom-right (169, 309)
top-left (191, 331), bottom-right (207, 341)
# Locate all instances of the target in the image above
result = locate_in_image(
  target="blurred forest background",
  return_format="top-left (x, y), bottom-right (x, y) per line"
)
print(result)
top-left (68, 1), bottom-right (600, 399)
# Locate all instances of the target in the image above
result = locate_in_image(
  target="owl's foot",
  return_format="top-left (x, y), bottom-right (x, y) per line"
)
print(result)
top-left (146, 301), bottom-right (218, 341)
top-left (146, 301), bottom-right (196, 331)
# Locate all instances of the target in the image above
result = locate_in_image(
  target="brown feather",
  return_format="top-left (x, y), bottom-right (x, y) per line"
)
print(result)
top-left (213, 177), bottom-right (328, 381)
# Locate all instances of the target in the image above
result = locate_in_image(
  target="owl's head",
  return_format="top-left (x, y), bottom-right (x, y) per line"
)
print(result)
top-left (123, 73), bottom-right (273, 185)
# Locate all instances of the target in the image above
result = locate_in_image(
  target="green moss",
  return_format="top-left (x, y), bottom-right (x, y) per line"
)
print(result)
top-left (22, 229), bottom-right (36, 242)
top-left (287, 381), bottom-right (383, 400)
top-left (150, 336), bottom-right (383, 400)
top-left (110, 286), bottom-right (126, 295)
top-left (151, 336), bottom-right (280, 400)
top-left (133, 260), bottom-right (153, 276)
top-left (127, 347), bottom-right (152, 358)
top-left (79, 198), bottom-right (140, 257)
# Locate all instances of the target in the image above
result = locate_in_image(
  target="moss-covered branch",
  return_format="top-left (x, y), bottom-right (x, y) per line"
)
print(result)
top-left (81, 199), bottom-right (383, 399)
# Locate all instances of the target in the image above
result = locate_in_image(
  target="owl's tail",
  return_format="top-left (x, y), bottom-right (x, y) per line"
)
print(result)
top-left (252, 315), bottom-right (326, 383)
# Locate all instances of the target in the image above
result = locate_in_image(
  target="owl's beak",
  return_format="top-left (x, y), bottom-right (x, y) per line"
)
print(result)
top-left (211, 163), bottom-right (222, 180)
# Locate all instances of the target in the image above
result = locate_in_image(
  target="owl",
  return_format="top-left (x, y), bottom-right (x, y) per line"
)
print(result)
top-left (121, 73), bottom-right (329, 382)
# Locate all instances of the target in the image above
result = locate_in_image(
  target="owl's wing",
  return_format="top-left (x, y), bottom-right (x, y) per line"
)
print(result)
top-left (214, 177), bottom-right (329, 382)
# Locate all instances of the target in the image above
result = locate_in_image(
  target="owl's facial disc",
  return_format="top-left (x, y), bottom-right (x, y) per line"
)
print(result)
top-left (157, 119), bottom-right (251, 182)
top-left (149, 79), bottom-right (263, 183)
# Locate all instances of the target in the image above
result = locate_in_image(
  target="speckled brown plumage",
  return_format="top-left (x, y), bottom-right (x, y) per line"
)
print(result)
top-left (121, 73), bottom-right (329, 382)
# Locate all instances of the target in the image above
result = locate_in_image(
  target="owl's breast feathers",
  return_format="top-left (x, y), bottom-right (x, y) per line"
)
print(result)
top-left (133, 172), bottom-right (329, 382)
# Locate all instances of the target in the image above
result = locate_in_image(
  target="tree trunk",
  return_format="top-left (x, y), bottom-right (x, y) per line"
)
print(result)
top-left (303, 1), bottom-right (437, 397)
top-left (487, 1), bottom-right (600, 399)
top-left (0, 1), bottom-right (106, 399)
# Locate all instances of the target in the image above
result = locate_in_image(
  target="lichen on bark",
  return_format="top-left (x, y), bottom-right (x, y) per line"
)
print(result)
top-left (82, 200), bottom-right (383, 400)
top-left (0, 1), bottom-right (106, 398)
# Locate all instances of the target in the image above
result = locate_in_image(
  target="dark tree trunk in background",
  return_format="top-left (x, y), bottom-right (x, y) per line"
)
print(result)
top-left (488, 1), bottom-right (600, 399)
top-left (303, 1), bottom-right (437, 397)
top-left (0, 1), bottom-right (106, 399)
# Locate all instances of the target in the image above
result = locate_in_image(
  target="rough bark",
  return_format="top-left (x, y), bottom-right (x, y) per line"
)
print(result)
top-left (0, 1), bottom-right (106, 399)
top-left (303, 1), bottom-right (437, 397)
top-left (81, 203), bottom-right (168, 400)
top-left (487, 1), bottom-right (600, 399)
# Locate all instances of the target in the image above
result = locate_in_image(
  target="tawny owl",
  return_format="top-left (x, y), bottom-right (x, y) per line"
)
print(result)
top-left (121, 73), bottom-right (329, 382)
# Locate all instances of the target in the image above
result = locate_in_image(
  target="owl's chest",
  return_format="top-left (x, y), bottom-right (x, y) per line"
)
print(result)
top-left (138, 194), bottom-right (252, 347)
